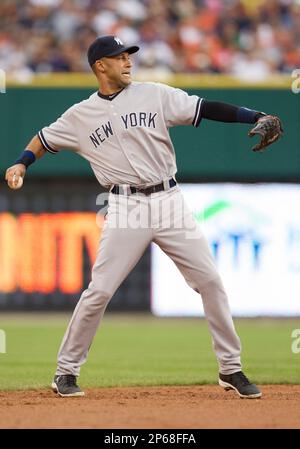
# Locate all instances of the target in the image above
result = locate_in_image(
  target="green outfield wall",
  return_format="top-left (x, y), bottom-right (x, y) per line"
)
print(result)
top-left (1, 79), bottom-right (299, 181)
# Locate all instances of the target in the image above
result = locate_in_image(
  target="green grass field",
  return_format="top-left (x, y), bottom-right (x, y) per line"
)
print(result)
top-left (0, 314), bottom-right (299, 390)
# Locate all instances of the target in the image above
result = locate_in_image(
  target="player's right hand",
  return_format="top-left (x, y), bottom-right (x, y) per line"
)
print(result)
top-left (5, 164), bottom-right (26, 189)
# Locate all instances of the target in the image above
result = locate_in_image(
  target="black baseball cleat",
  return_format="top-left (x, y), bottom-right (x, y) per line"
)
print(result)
top-left (51, 374), bottom-right (85, 397)
top-left (219, 371), bottom-right (262, 399)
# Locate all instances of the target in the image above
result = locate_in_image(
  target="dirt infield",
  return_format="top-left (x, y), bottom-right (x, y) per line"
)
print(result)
top-left (1, 385), bottom-right (299, 429)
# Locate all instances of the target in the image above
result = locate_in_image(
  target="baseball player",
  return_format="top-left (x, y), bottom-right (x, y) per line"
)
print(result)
top-left (5, 35), bottom-right (282, 399)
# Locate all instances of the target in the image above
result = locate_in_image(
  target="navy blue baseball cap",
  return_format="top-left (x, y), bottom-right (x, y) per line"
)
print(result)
top-left (87, 35), bottom-right (139, 67)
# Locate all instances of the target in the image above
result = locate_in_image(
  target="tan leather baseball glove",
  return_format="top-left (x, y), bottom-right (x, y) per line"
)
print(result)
top-left (248, 115), bottom-right (283, 152)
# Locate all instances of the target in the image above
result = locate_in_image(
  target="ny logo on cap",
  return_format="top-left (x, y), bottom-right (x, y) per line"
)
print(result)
top-left (114, 37), bottom-right (123, 46)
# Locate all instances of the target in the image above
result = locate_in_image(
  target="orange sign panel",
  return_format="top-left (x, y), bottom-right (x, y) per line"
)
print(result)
top-left (0, 212), bottom-right (103, 294)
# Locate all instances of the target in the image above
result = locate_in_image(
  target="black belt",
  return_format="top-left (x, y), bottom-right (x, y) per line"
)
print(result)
top-left (111, 177), bottom-right (176, 196)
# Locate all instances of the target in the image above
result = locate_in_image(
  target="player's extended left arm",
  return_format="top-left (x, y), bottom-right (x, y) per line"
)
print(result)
top-left (200, 100), bottom-right (283, 152)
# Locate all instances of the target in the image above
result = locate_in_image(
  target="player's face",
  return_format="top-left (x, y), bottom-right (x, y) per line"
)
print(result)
top-left (100, 52), bottom-right (133, 89)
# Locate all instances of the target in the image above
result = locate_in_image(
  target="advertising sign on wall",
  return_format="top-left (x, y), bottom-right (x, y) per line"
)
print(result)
top-left (0, 182), bottom-right (150, 310)
top-left (152, 184), bottom-right (300, 316)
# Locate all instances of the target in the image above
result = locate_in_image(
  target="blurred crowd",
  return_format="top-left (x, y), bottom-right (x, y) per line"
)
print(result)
top-left (1, 0), bottom-right (300, 81)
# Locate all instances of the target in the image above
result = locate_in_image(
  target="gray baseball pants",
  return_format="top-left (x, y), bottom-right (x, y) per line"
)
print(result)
top-left (56, 186), bottom-right (241, 377)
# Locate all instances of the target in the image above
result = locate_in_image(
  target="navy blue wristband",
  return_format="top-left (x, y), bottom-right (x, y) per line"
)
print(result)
top-left (15, 150), bottom-right (36, 168)
top-left (237, 107), bottom-right (265, 124)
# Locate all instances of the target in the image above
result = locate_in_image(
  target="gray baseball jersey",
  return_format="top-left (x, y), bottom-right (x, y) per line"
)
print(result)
top-left (38, 82), bottom-right (203, 188)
